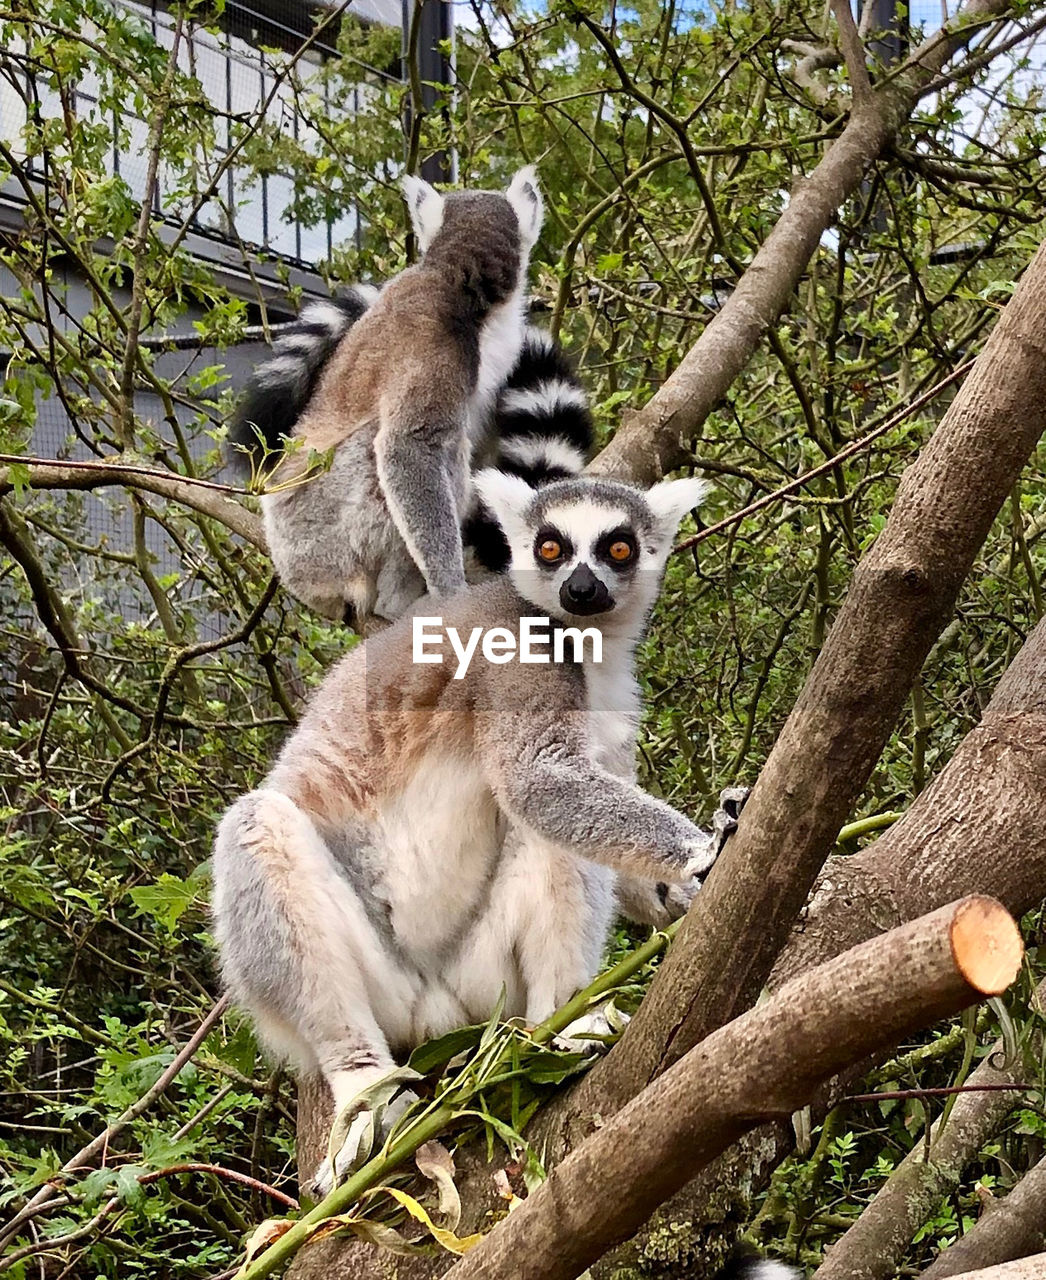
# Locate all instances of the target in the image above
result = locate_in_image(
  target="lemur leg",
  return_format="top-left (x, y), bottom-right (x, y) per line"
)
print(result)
top-left (373, 551), bottom-right (426, 624)
top-left (212, 791), bottom-right (413, 1190)
top-left (514, 854), bottom-right (625, 1057)
top-left (374, 413), bottom-right (469, 599)
top-left (520, 854), bottom-right (616, 1026)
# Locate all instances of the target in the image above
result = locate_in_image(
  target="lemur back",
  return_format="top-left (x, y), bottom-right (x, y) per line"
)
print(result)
top-left (229, 169), bottom-right (546, 627)
top-left (212, 472), bottom-right (746, 1196)
top-left (230, 303), bottom-right (594, 620)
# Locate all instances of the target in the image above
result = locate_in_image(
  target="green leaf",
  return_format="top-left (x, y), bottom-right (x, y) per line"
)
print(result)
top-left (128, 874), bottom-right (198, 932)
top-left (408, 1025), bottom-right (486, 1074)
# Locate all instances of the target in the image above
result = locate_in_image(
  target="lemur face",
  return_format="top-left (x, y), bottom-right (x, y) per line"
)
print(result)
top-left (473, 473), bottom-right (712, 631)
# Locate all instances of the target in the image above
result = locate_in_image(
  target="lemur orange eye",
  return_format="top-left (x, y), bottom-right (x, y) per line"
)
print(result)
top-left (609, 540), bottom-right (633, 562)
top-left (538, 539), bottom-right (562, 562)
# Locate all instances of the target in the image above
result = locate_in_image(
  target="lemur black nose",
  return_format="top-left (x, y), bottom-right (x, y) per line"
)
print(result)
top-left (560, 564), bottom-right (613, 616)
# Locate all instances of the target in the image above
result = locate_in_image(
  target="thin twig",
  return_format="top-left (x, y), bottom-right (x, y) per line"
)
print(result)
top-left (842, 1082), bottom-right (1039, 1104)
top-left (0, 998), bottom-right (229, 1248)
top-left (674, 359), bottom-right (973, 554)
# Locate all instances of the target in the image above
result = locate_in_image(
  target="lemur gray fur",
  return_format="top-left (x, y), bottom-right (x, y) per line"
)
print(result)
top-left (230, 295), bottom-right (594, 621)
top-left (227, 168), bottom-right (558, 628)
top-left (212, 471), bottom-right (747, 1195)
top-left (231, 301), bottom-right (594, 611)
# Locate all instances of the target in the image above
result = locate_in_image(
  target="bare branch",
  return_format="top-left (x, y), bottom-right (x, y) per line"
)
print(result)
top-left (442, 899), bottom-right (1021, 1280)
top-left (590, 0), bottom-right (1016, 485)
top-left (832, 0), bottom-right (873, 100)
top-left (0, 457), bottom-right (265, 550)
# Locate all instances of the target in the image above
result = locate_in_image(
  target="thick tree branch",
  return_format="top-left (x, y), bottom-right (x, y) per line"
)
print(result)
top-left (940, 1258), bottom-right (1046, 1280)
top-left (442, 899), bottom-right (1021, 1280)
top-left (590, 609), bottom-right (1046, 1279)
top-left (589, 0), bottom-right (1015, 485)
top-left (832, 0), bottom-right (873, 101)
top-left (578, 235), bottom-right (1046, 1116)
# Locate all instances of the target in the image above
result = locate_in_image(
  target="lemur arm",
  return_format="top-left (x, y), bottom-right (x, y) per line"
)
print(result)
top-left (374, 399), bottom-right (468, 599)
top-left (614, 787), bottom-right (749, 923)
top-left (475, 704), bottom-right (717, 884)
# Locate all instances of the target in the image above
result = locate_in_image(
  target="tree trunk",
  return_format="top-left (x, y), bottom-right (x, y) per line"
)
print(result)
top-left (580, 235), bottom-right (1046, 1123)
top-left (586, 609), bottom-right (1046, 1278)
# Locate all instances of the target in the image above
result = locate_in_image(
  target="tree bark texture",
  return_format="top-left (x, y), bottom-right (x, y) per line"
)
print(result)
top-left (439, 899), bottom-right (1021, 1280)
top-left (580, 235), bottom-right (1046, 1121)
top-left (812, 1013), bottom-right (1038, 1280)
top-left (921, 1156), bottom-right (1046, 1278)
top-left (935, 1256), bottom-right (1046, 1280)
top-left (589, 0), bottom-right (1014, 485)
top-left (587, 612), bottom-right (1046, 1278)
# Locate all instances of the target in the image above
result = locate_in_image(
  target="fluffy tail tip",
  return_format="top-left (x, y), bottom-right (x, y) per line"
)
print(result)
top-left (716, 1258), bottom-right (801, 1280)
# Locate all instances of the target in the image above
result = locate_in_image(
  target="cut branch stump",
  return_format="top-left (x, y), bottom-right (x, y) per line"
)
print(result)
top-left (442, 897), bottom-right (1021, 1280)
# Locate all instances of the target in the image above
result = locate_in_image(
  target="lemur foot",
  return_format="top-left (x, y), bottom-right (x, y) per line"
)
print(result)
top-left (309, 1070), bottom-right (420, 1200)
top-left (553, 1002), bottom-right (630, 1055)
top-left (713, 785), bottom-right (750, 853)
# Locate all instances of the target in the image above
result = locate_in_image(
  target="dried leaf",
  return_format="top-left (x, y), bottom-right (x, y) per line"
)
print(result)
top-left (416, 1140), bottom-right (461, 1230)
top-left (241, 1218), bottom-right (294, 1267)
top-left (308, 1213), bottom-right (424, 1256)
top-left (373, 1186), bottom-right (485, 1254)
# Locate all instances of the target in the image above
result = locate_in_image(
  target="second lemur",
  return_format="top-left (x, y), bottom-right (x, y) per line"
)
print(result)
top-left (231, 299), bottom-right (594, 621)
top-left (228, 168), bottom-right (550, 627)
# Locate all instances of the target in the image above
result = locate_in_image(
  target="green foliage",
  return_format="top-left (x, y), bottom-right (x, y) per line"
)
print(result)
top-left (0, 0), bottom-right (1044, 1273)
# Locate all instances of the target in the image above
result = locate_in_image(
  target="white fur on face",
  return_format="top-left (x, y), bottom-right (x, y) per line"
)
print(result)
top-left (515, 498), bottom-right (661, 632)
top-left (402, 175), bottom-right (445, 252)
top-left (474, 472), bottom-right (711, 632)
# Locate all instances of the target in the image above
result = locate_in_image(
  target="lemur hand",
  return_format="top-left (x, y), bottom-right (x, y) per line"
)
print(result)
top-left (681, 785), bottom-right (751, 881)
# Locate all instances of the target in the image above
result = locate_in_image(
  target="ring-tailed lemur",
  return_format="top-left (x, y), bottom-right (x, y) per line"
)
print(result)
top-left (231, 298), bottom-right (594, 616)
top-left (227, 168), bottom-right (548, 628)
top-left (212, 471), bottom-right (746, 1195)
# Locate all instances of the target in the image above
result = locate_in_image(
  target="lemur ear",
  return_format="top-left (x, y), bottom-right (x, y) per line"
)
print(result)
top-left (402, 174), bottom-right (445, 252)
top-left (645, 477), bottom-right (713, 540)
top-left (505, 165), bottom-right (544, 248)
top-left (473, 469), bottom-right (535, 547)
